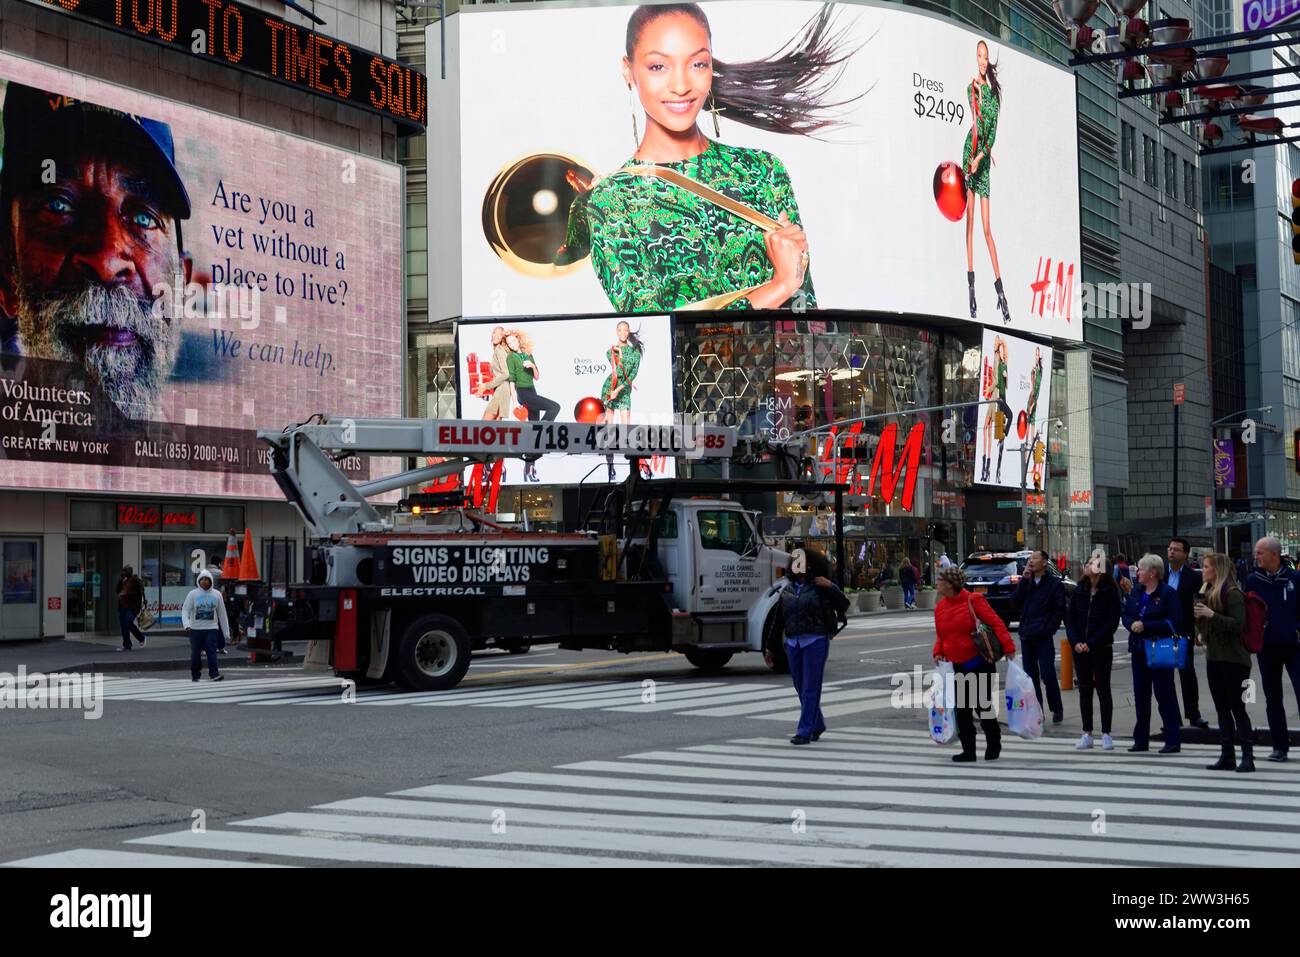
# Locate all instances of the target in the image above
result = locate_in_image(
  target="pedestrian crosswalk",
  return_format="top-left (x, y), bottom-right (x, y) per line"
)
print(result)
top-left (8, 726), bottom-right (1299, 868)
top-left (83, 672), bottom-right (904, 722)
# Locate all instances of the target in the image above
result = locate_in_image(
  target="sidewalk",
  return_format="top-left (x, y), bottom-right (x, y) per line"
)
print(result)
top-left (0, 634), bottom-right (306, 675)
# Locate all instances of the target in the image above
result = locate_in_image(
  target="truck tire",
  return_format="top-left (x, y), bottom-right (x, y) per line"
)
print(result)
top-left (503, 640), bottom-right (531, 655)
top-left (762, 611), bottom-right (789, 674)
top-left (683, 648), bottom-right (733, 670)
top-left (395, 614), bottom-right (472, 691)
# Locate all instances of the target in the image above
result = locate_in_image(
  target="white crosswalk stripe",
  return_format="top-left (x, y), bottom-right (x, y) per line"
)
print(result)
top-left (80, 673), bottom-right (901, 722)
top-left (7, 724), bottom-right (1297, 868)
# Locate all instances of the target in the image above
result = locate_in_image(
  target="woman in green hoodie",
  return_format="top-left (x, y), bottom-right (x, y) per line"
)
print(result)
top-left (1192, 553), bottom-right (1253, 773)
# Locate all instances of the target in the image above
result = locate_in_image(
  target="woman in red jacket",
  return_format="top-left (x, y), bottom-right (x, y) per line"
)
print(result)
top-left (932, 566), bottom-right (1017, 761)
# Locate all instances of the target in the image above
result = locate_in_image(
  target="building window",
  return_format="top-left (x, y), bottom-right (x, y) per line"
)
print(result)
top-left (1184, 160), bottom-right (1197, 209)
top-left (1121, 122), bottom-right (1136, 174)
top-left (1164, 149), bottom-right (1178, 199)
top-left (1143, 136), bottom-right (1159, 187)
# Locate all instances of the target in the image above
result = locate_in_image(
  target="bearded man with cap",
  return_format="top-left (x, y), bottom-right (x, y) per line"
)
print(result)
top-left (181, 569), bottom-right (227, 682)
top-left (0, 82), bottom-right (192, 420)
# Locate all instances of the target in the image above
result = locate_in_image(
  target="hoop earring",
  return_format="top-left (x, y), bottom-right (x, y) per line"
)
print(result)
top-left (628, 85), bottom-right (639, 147)
top-left (709, 91), bottom-right (723, 138)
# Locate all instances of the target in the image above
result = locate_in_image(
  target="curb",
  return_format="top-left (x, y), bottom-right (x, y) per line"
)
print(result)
top-left (59, 653), bottom-right (301, 674)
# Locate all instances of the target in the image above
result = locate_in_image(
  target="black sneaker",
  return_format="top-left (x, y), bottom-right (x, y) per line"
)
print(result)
top-left (789, 735), bottom-right (810, 746)
top-left (191, 677), bottom-right (199, 683)
top-left (1267, 750), bottom-right (1288, 763)
top-left (1127, 744), bottom-right (1149, 752)
top-left (211, 674), bottom-right (224, 682)
top-left (1158, 743), bottom-right (1181, 754)
top-left (951, 752), bottom-right (977, 762)
top-left (1190, 717), bottom-right (1210, 730)
top-left (1052, 711), bottom-right (1064, 724)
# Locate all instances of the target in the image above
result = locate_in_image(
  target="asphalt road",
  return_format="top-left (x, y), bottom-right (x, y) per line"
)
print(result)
top-left (3, 611), bottom-right (1299, 867)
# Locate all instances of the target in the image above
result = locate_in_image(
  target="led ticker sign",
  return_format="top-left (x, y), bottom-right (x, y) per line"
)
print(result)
top-left (28, 0), bottom-right (427, 132)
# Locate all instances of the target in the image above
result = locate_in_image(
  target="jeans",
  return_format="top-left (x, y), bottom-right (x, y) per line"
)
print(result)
top-left (786, 636), bottom-right (829, 739)
top-left (902, 583), bottom-right (916, 606)
top-left (1075, 645), bottom-right (1113, 735)
top-left (1258, 644), bottom-right (1300, 754)
top-left (953, 658), bottom-right (1000, 756)
top-left (1019, 634), bottom-right (1063, 717)
top-left (1206, 659), bottom-right (1253, 749)
top-left (118, 607), bottom-right (145, 649)
top-left (189, 630), bottom-right (220, 680)
top-left (516, 386), bottom-right (560, 422)
top-left (1132, 641), bottom-right (1182, 748)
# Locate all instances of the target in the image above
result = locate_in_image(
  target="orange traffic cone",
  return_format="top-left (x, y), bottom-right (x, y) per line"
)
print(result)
top-left (239, 528), bottom-right (260, 581)
top-left (220, 530), bottom-right (241, 580)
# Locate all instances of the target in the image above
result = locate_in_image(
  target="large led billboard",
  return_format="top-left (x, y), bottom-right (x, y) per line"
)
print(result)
top-left (0, 53), bottom-right (404, 498)
top-left (449, 0), bottom-right (1082, 341)
top-left (455, 316), bottom-right (676, 486)
top-left (975, 328), bottom-right (1053, 491)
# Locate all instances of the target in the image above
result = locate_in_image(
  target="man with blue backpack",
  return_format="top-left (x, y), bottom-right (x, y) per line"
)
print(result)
top-left (1245, 537), bottom-right (1300, 762)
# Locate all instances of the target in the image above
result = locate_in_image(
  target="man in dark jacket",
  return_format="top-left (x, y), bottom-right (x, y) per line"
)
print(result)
top-left (1245, 536), bottom-right (1300, 762)
top-left (116, 565), bottom-right (147, 651)
top-left (1165, 538), bottom-right (1208, 729)
top-left (1010, 550), bottom-right (1068, 723)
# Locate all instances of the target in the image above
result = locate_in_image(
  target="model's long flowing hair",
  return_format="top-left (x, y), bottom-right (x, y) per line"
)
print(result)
top-left (506, 329), bottom-right (534, 353)
top-left (617, 321), bottom-right (645, 356)
top-left (624, 3), bottom-right (861, 137)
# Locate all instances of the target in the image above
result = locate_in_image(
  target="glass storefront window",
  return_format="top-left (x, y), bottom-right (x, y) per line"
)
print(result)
top-left (69, 500), bottom-right (116, 531)
top-left (203, 506), bottom-right (246, 536)
top-left (144, 539), bottom-right (229, 624)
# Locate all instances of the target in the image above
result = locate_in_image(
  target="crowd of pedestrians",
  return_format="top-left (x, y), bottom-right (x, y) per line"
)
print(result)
top-left (782, 537), bottom-right (1300, 771)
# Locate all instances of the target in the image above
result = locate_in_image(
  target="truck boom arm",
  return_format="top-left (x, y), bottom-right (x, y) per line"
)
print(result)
top-left (259, 416), bottom-right (736, 538)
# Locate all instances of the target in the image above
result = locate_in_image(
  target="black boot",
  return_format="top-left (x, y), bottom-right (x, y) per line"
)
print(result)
top-left (1206, 743), bottom-right (1235, 771)
top-left (980, 456), bottom-right (989, 482)
top-left (995, 442), bottom-right (1005, 479)
top-left (967, 271), bottom-right (977, 318)
top-left (995, 277), bottom-right (1011, 324)
top-left (1237, 743), bottom-right (1255, 773)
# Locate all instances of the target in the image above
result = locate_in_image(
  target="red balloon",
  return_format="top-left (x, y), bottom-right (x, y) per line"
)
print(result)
top-left (933, 161), bottom-right (967, 222)
top-left (1017, 410), bottom-right (1028, 440)
top-left (574, 396), bottom-right (605, 423)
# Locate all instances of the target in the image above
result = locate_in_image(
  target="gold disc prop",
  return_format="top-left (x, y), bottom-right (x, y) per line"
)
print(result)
top-left (481, 152), bottom-right (597, 278)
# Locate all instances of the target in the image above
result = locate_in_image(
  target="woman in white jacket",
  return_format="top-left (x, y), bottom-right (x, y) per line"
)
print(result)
top-left (181, 569), bottom-right (228, 682)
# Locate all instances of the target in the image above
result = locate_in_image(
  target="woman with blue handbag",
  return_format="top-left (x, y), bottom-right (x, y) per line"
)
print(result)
top-left (1122, 554), bottom-right (1185, 754)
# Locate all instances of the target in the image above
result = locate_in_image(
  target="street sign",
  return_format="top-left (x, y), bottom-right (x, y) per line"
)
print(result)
top-left (996, 500), bottom-right (1021, 509)
top-left (1173, 383), bottom-right (1186, 405)
top-left (1243, 0), bottom-right (1300, 33)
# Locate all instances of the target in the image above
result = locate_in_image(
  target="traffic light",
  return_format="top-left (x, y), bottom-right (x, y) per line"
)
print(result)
top-left (1292, 179), bottom-right (1300, 265)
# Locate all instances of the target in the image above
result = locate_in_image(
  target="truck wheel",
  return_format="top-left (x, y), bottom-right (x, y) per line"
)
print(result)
top-left (762, 611), bottom-right (789, 674)
top-left (504, 640), bottom-right (531, 655)
top-left (395, 614), bottom-right (472, 691)
top-left (683, 648), bottom-right (733, 671)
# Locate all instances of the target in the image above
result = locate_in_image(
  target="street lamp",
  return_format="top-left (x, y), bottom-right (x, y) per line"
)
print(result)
top-left (1210, 406), bottom-right (1273, 552)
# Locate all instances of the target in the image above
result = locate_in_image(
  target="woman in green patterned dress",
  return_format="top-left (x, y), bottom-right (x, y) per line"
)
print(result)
top-left (599, 320), bottom-right (648, 481)
top-left (963, 40), bottom-right (1011, 325)
top-left (571, 3), bottom-right (857, 312)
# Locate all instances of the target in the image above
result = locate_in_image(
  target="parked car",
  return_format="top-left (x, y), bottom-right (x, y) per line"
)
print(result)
top-left (959, 551), bottom-right (1075, 626)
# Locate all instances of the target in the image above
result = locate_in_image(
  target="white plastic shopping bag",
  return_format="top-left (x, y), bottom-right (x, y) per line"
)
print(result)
top-left (1005, 658), bottom-right (1044, 739)
top-left (924, 661), bottom-right (956, 745)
